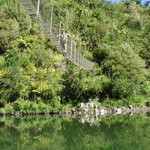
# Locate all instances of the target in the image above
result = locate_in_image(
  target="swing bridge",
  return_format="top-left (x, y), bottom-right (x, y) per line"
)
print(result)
top-left (19, 0), bottom-right (94, 70)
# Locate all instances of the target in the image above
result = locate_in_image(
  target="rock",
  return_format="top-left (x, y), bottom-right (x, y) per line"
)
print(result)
top-left (89, 118), bottom-right (94, 125)
top-left (112, 107), bottom-right (118, 114)
top-left (84, 107), bottom-right (88, 112)
top-left (94, 105), bottom-right (99, 114)
top-left (117, 108), bottom-right (122, 114)
top-left (88, 101), bottom-right (94, 108)
top-left (80, 103), bottom-right (85, 108)
top-left (85, 103), bottom-right (89, 108)
top-left (100, 109), bottom-right (105, 115)
top-left (81, 118), bottom-right (85, 123)
top-left (95, 109), bottom-right (99, 114)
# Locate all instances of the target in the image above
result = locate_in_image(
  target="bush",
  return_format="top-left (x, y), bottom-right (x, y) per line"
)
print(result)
top-left (13, 99), bottom-right (25, 111)
top-left (4, 104), bottom-right (14, 113)
top-left (0, 0), bottom-right (6, 4)
top-left (128, 95), bottom-right (145, 106)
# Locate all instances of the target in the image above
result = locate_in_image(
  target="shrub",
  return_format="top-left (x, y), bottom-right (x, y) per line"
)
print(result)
top-left (4, 104), bottom-right (14, 113)
top-left (13, 99), bottom-right (24, 111)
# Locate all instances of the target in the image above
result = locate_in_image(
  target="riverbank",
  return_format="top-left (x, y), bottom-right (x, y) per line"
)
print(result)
top-left (0, 101), bottom-right (149, 117)
top-left (60, 105), bottom-right (150, 116)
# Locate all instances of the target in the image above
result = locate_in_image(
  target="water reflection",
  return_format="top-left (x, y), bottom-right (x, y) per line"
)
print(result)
top-left (0, 114), bottom-right (149, 150)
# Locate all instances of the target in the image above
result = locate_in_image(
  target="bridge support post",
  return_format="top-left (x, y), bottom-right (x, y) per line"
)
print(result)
top-left (74, 44), bottom-right (76, 62)
top-left (50, 6), bottom-right (53, 33)
top-left (58, 22), bottom-right (62, 44)
top-left (70, 40), bottom-right (72, 59)
top-left (37, 0), bottom-right (40, 15)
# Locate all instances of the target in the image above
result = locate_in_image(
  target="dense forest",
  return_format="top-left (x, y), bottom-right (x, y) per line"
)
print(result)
top-left (0, 0), bottom-right (150, 113)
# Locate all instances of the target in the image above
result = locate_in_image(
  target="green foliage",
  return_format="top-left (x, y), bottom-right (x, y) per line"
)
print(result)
top-left (13, 99), bottom-right (24, 111)
top-left (0, 99), bottom-right (54, 114)
top-left (0, 0), bottom-right (149, 111)
top-left (0, 0), bottom-right (6, 4)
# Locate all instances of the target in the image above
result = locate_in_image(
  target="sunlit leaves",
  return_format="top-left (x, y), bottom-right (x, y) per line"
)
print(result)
top-left (0, 0), bottom-right (149, 108)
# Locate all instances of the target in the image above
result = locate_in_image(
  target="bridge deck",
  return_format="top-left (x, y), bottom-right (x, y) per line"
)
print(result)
top-left (19, 0), bottom-right (94, 70)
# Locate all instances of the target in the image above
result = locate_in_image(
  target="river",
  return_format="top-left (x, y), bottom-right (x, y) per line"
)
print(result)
top-left (0, 113), bottom-right (149, 150)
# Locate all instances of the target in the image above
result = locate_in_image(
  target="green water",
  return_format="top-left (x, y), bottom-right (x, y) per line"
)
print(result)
top-left (0, 114), bottom-right (149, 150)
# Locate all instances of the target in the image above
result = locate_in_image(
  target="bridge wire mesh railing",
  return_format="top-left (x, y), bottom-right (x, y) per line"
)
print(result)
top-left (19, 0), bottom-right (94, 70)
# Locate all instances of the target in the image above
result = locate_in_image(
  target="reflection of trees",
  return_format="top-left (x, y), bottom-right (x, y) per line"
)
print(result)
top-left (0, 114), bottom-right (149, 150)
top-left (0, 116), bottom-right (67, 150)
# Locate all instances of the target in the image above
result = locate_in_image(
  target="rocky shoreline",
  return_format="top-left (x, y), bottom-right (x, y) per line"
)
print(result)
top-left (0, 101), bottom-right (149, 117)
top-left (60, 101), bottom-right (150, 116)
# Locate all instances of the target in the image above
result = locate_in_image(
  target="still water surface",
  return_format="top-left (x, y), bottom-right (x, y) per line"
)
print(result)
top-left (0, 114), bottom-right (149, 150)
